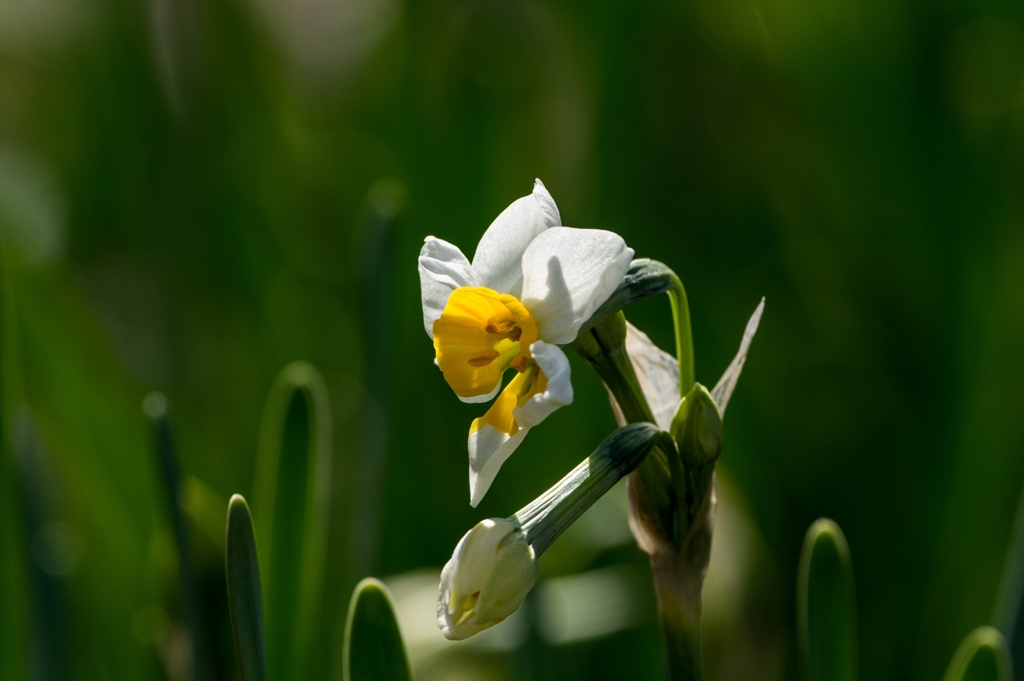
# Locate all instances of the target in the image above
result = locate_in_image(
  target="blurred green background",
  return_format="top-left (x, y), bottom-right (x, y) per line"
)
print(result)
top-left (1, 0), bottom-right (1023, 680)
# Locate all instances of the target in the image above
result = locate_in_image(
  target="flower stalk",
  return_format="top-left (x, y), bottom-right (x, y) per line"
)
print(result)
top-left (574, 314), bottom-right (684, 547)
top-left (515, 422), bottom-right (668, 556)
top-left (665, 270), bottom-right (695, 397)
top-left (574, 309), bottom-right (710, 681)
top-left (576, 258), bottom-right (695, 397)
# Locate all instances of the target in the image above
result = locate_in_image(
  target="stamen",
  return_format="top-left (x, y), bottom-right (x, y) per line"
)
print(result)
top-left (485, 317), bottom-right (517, 335)
top-left (509, 355), bottom-right (530, 373)
top-left (468, 349), bottom-right (501, 367)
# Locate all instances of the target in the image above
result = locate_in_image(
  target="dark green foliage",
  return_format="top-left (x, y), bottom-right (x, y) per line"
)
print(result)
top-left (342, 578), bottom-right (411, 681)
top-left (799, 519), bottom-right (858, 681)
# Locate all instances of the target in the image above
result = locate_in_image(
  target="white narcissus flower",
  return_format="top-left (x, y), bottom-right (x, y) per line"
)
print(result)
top-left (419, 179), bottom-right (634, 506)
top-left (436, 518), bottom-right (536, 640)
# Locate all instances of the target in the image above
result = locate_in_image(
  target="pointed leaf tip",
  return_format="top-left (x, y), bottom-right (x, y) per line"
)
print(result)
top-left (343, 578), bottom-right (411, 681)
top-left (225, 494), bottom-right (267, 681)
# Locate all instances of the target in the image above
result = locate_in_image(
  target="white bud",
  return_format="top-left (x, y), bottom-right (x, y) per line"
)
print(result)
top-left (436, 518), bottom-right (536, 640)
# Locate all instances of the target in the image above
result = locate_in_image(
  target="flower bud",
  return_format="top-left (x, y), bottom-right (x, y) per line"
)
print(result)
top-left (436, 518), bottom-right (536, 640)
top-left (670, 383), bottom-right (724, 474)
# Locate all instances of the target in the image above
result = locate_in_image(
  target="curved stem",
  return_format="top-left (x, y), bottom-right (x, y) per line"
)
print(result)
top-left (666, 272), bottom-right (695, 398)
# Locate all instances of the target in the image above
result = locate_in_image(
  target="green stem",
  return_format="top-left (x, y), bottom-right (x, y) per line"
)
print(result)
top-left (573, 314), bottom-right (704, 681)
top-left (514, 423), bottom-right (662, 556)
top-left (666, 272), bottom-right (695, 398)
top-left (573, 316), bottom-right (673, 541)
top-left (651, 550), bottom-right (704, 680)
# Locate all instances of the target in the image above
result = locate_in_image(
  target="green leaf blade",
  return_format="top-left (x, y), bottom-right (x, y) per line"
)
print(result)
top-left (943, 627), bottom-right (1013, 681)
top-left (343, 578), bottom-right (411, 681)
top-left (798, 518), bottom-right (858, 681)
top-left (252, 361), bottom-right (332, 681)
top-left (226, 494), bottom-right (267, 681)
top-left (143, 393), bottom-right (206, 681)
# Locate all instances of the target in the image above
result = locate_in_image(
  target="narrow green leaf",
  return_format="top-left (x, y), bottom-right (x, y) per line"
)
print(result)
top-left (225, 494), bottom-right (267, 681)
top-left (252, 361), bottom-right (332, 681)
top-left (798, 518), bottom-right (858, 681)
top-left (943, 627), bottom-right (1013, 681)
top-left (343, 578), bottom-right (411, 681)
top-left (143, 392), bottom-right (205, 681)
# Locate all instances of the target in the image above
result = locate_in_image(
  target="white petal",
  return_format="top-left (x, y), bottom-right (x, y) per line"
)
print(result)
top-left (531, 178), bottom-right (561, 226)
top-left (471, 179), bottom-right (561, 297)
top-left (711, 298), bottom-right (764, 415)
top-left (520, 227), bottom-right (634, 344)
top-left (419, 236), bottom-right (477, 339)
top-left (468, 425), bottom-right (530, 507)
top-left (513, 341), bottom-right (573, 428)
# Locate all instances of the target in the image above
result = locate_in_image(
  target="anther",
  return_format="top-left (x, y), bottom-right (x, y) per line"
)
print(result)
top-left (485, 317), bottom-right (517, 335)
top-left (509, 355), bottom-right (530, 373)
top-left (468, 350), bottom-right (501, 367)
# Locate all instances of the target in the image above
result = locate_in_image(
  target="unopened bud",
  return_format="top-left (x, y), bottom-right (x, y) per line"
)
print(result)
top-left (437, 519), bottom-right (536, 640)
top-left (670, 383), bottom-right (723, 474)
